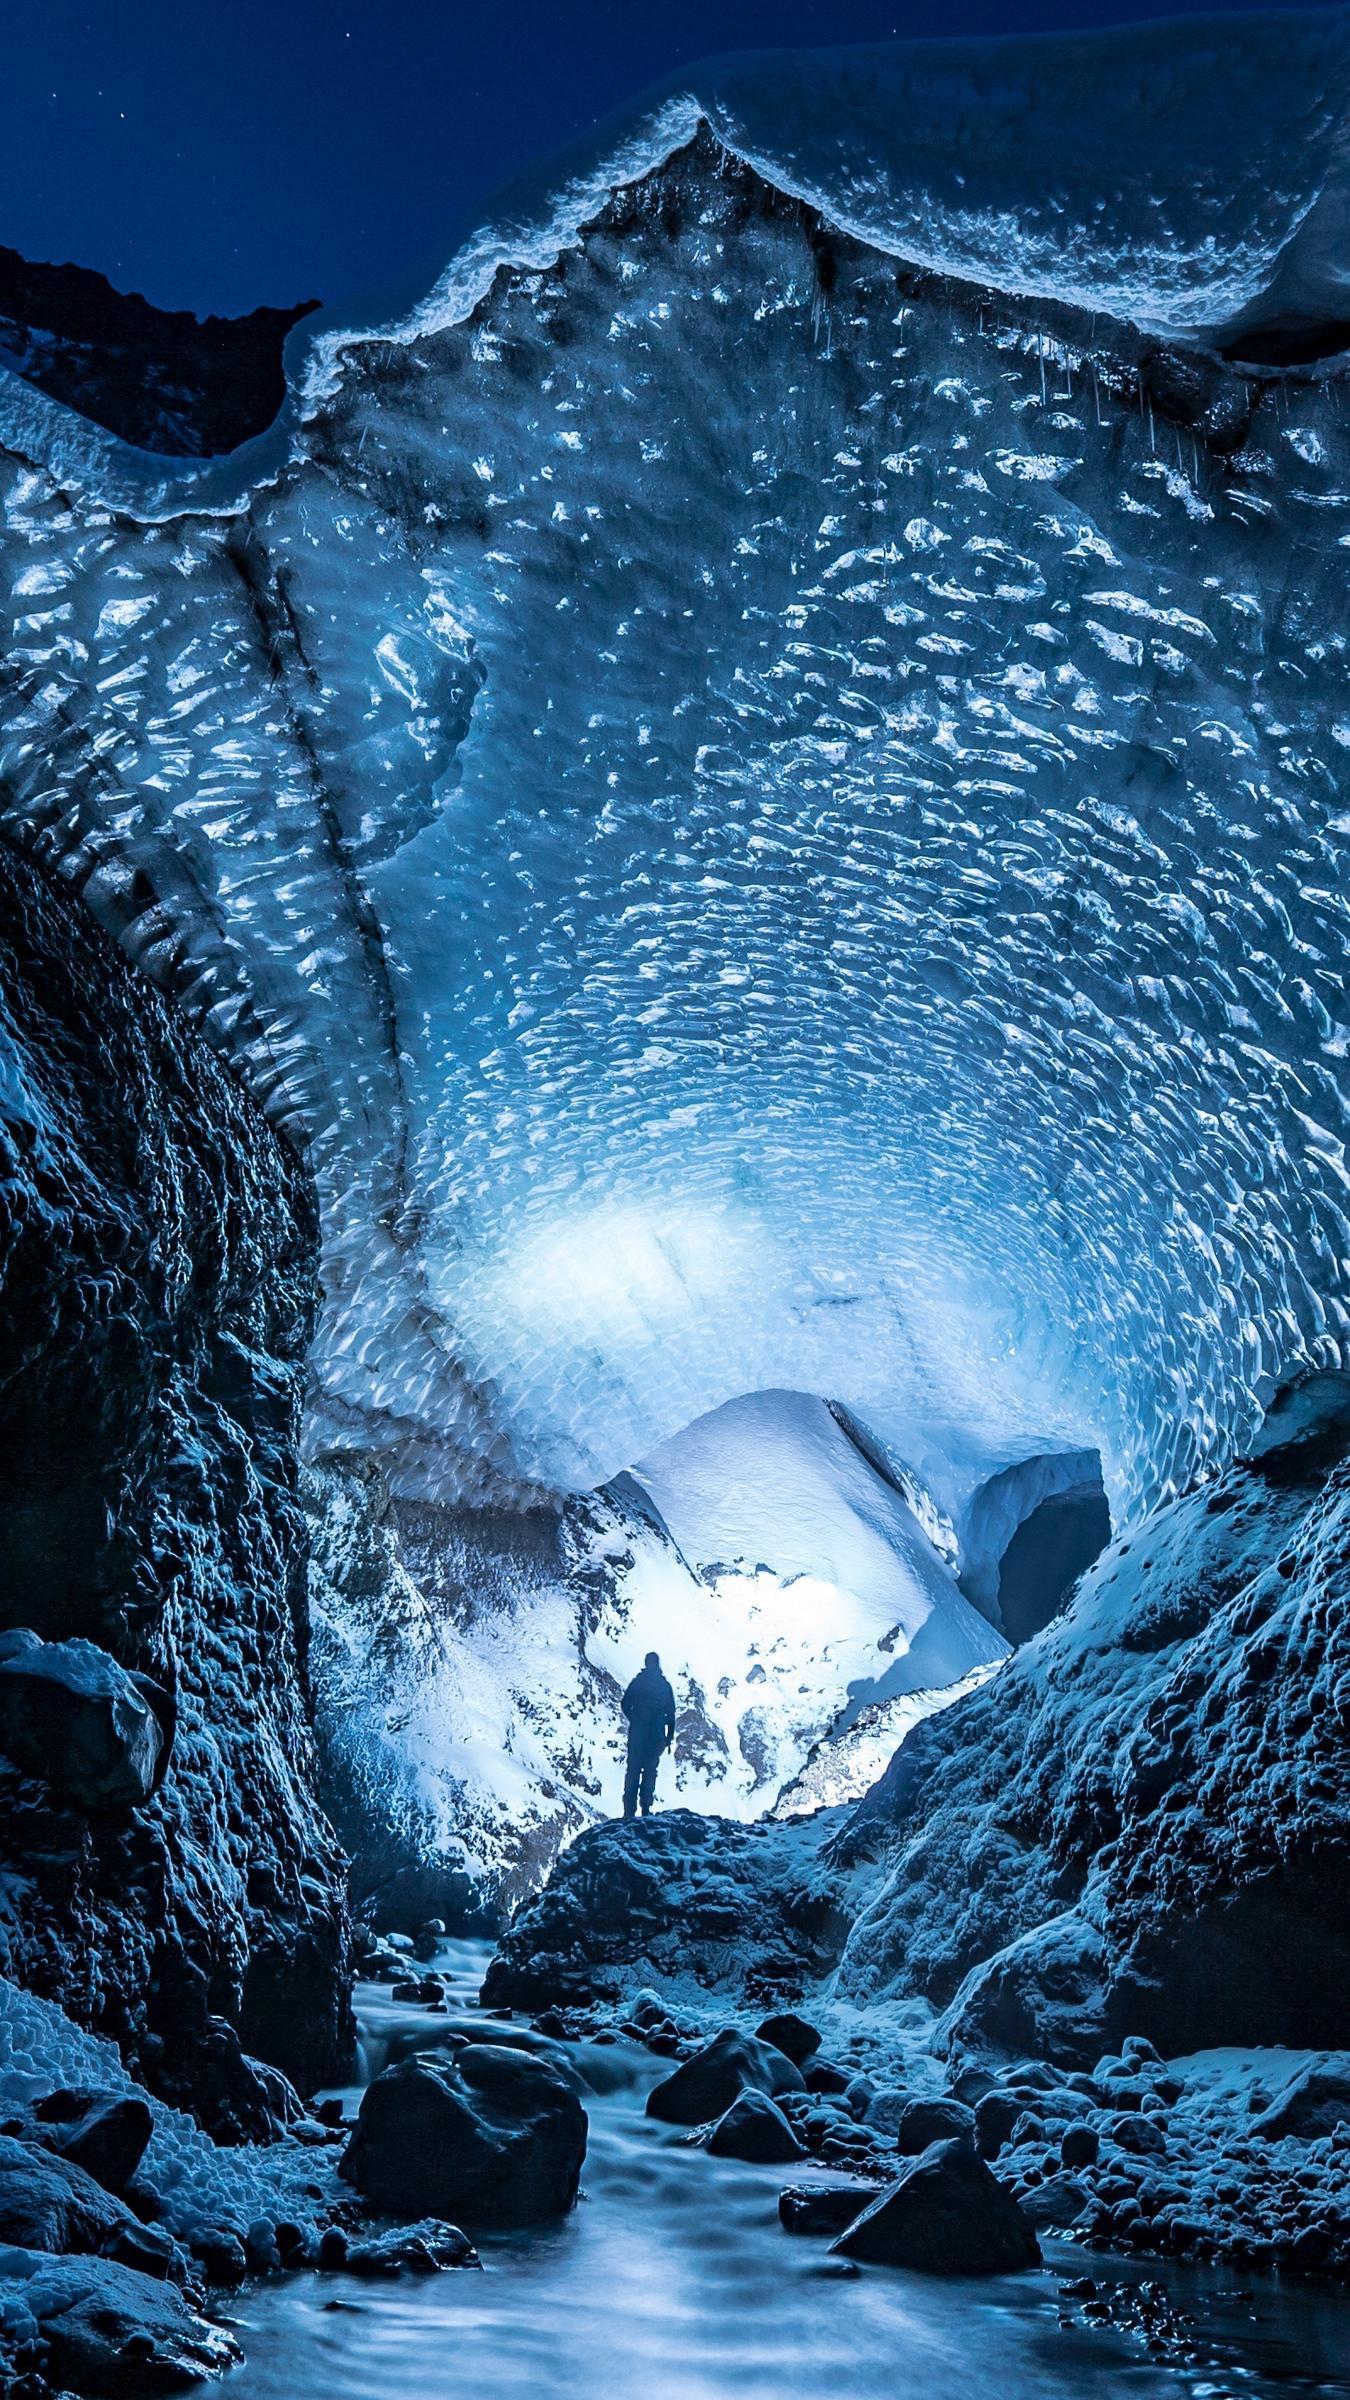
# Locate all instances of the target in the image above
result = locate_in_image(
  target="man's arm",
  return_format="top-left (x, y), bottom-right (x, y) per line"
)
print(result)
top-left (662, 1679), bottom-right (676, 1747)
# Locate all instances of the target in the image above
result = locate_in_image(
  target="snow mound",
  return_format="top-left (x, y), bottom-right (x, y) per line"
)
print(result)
top-left (0, 1979), bottom-right (339, 2253)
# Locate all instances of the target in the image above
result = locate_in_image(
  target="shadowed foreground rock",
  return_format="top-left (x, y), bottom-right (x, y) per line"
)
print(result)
top-left (341, 2046), bottom-right (587, 2227)
top-left (832, 2138), bottom-right (1041, 2275)
top-left (0, 2135), bottom-right (182, 2282)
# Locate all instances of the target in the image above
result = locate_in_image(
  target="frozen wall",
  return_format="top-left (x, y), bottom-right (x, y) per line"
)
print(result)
top-left (0, 13), bottom-right (1346, 1526)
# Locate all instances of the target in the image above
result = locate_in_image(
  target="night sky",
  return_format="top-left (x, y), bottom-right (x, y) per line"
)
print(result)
top-left (0, 0), bottom-right (1332, 318)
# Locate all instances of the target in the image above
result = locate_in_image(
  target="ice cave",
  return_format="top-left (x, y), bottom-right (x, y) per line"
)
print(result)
top-left (0, 7), bottom-right (1348, 2397)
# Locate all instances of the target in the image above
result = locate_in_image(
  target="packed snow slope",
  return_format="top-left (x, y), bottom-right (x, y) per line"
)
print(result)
top-left (304, 1389), bottom-right (1007, 1916)
top-left (0, 12), bottom-right (1347, 1526)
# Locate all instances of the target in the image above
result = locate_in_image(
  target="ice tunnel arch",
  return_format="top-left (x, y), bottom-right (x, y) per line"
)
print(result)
top-left (0, 17), bottom-right (1347, 1536)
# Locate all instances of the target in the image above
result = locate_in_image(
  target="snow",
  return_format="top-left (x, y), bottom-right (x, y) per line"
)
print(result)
top-left (309, 1390), bottom-right (1006, 1895)
top-left (0, 1978), bottom-right (340, 2255)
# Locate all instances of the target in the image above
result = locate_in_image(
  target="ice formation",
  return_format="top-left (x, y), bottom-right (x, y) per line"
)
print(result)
top-left (0, 9), bottom-right (1346, 1546)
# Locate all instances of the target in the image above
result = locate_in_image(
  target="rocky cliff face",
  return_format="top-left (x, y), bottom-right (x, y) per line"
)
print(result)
top-left (0, 835), bottom-right (352, 2138)
top-left (834, 1372), bottom-right (1350, 2064)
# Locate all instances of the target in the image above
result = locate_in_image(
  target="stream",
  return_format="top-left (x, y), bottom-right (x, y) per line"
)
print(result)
top-left (224, 1943), bottom-right (1350, 2400)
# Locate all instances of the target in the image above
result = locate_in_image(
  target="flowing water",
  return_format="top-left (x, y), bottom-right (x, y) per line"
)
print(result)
top-left (225, 1944), bottom-right (1350, 2400)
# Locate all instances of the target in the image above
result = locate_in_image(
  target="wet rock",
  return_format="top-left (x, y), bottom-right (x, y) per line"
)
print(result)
top-left (0, 2135), bottom-right (182, 2280)
top-left (779, 2183), bottom-right (875, 2237)
top-left (0, 1631), bottom-right (162, 1811)
top-left (895, 2097), bottom-right (976, 2154)
top-left (344, 2218), bottom-right (480, 2275)
top-left (646, 2029), bottom-right (805, 2125)
top-left (832, 2139), bottom-right (1041, 2275)
top-left (705, 2092), bottom-right (806, 2164)
top-left (755, 2011), bottom-right (822, 2066)
top-left (341, 2045), bottom-right (587, 2227)
top-left (1018, 2168), bottom-right (1091, 2230)
top-left (31, 2091), bottom-right (153, 2196)
top-left (21, 2251), bottom-right (240, 2393)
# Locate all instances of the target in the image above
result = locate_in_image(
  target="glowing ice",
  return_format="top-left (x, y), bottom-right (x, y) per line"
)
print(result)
top-left (0, 12), bottom-right (1347, 1526)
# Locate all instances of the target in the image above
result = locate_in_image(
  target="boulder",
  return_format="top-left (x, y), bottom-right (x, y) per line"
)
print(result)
top-left (340, 2045), bottom-right (587, 2227)
top-left (32, 2090), bottom-right (153, 2195)
top-left (779, 2183), bottom-right (875, 2237)
top-left (831, 2138), bottom-right (1041, 2275)
top-left (974, 2089), bottom-right (1025, 2159)
top-left (0, 2135), bottom-right (180, 2280)
top-left (805, 2059), bottom-right (852, 2096)
top-left (1252, 2061), bottom-right (1350, 2142)
top-left (0, 1630), bottom-right (162, 1811)
top-left (863, 2088), bottom-right (912, 2137)
top-left (646, 2029), bottom-right (806, 2125)
top-left (755, 2011), bottom-right (822, 2067)
top-left (705, 2092), bottom-right (806, 2164)
top-left (895, 2097), bottom-right (977, 2155)
top-left (21, 2252), bottom-right (239, 2394)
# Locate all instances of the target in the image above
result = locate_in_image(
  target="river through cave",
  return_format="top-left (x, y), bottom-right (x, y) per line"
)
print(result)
top-left (225, 1945), bottom-right (1350, 2400)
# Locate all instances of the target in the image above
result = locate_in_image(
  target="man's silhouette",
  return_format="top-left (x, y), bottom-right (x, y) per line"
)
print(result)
top-left (621, 1651), bottom-right (676, 1820)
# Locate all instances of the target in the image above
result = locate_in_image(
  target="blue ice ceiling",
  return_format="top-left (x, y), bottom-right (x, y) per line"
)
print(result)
top-left (0, 11), bottom-right (1347, 1519)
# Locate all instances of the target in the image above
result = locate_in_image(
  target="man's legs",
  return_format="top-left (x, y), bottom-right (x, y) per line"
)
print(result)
top-left (638, 1747), bottom-right (660, 1817)
top-left (622, 1748), bottom-right (643, 1820)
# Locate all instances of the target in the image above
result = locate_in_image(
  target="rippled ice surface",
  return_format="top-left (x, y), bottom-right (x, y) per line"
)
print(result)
top-left (227, 1946), bottom-right (1350, 2400)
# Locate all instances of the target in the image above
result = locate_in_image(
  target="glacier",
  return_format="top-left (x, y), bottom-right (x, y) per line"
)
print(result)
top-left (0, 10), bottom-right (1347, 1553)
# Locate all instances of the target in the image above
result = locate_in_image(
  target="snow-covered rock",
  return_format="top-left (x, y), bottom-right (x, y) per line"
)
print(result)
top-left (480, 1808), bottom-right (868, 2014)
top-left (834, 1370), bottom-right (1350, 2065)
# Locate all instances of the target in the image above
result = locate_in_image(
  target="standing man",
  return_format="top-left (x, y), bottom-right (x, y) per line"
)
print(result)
top-left (620, 1650), bottom-right (677, 1821)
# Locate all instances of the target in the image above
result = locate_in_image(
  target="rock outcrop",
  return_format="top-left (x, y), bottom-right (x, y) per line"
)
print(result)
top-left (835, 1371), bottom-right (1350, 2064)
top-left (0, 837), bottom-right (351, 2135)
top-left (480, 1809), bottom-right (864, 2013)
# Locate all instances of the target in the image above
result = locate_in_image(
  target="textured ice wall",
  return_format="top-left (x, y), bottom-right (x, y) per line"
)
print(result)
top-left (0, 16), bottom-right (1346, 1522)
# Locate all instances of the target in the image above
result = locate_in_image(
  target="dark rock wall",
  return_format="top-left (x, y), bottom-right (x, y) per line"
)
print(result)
top-left (0, 836), bottom-right (352, 2135)
top-left (0, 245), bottom-right (316, 456)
